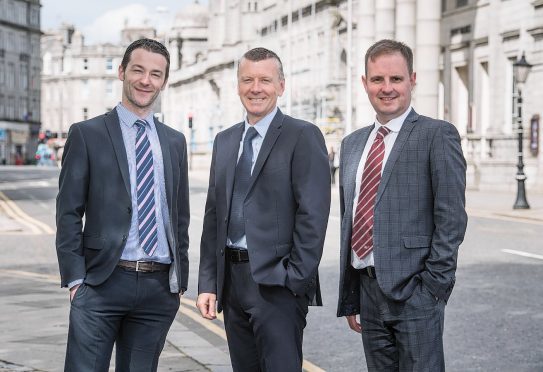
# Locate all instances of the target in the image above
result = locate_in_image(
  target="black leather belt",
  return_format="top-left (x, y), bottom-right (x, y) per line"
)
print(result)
top-left (227, 248), bottom-right (249, 263)
top-left (117, 260), bottom-right (170, 272)
top-left (359, 266), bottom-right (376, 278)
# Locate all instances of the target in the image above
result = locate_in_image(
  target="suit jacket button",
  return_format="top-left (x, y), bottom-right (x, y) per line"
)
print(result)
top-left (224, 217), bottom-right (227, 224)
top-left (122, 235), bottom-right (127, 241)
top-left (220, 249), bottom-right (224, 255)
top-left (127, 207), bottom-right (132, 214)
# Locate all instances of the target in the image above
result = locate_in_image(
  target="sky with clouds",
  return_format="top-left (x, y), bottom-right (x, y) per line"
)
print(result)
top-left (41, 0), bottom-right (207, 45)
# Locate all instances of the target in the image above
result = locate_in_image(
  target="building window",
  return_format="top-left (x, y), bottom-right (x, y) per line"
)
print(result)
top-left (21, 62), bottom-right (28, 90)
top-left (7, 96), bottom-right (14, 119)
top-left (7, 62), bottom-right (15, 89)
top-left (83, 107), bottom-right (88, 120)
top-left (82, 79), bottom-right (89, 97)
top-left (20, 97), bottom-right (27, 120)
top-left (281, 15), bottom-right (288, 27)
top-left (106, 80), bottom-right (113, 96)
top-left (106, 58), bottom-right (113, 72)
top-left (456, 0), bottom-right (468, 7)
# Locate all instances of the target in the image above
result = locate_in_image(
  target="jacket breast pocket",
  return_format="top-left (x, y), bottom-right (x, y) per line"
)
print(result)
top-left (261, 161), bottom-right (289, 175)
top-left (402, 235), bottom-right (432, 249)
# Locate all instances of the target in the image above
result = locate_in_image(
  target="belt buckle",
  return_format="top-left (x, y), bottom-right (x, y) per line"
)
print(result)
top-left (135, 261), bottom-right (143, 272)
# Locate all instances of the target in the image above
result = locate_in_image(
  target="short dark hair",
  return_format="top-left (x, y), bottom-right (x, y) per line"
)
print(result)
top-left (238, 47), bottom-right (285, 80)
top-left (121, 38), bottom-right (170, 80)
top-left (365, 39), bottom-right (414, 75)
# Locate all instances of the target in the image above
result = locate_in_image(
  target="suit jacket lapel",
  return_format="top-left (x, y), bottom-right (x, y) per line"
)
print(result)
top-left (375, 109), bottom-right (419, 205)
top-left (104, 110), bottom-right (131, 198)
top-left (344, 127), bottom-right (372, 216)
top-left (225, 123), bottom-right (245, 214)
top-left (245, 109), bottom-right (284, 196)
top-left (154, 118), bottom-right (173, 212)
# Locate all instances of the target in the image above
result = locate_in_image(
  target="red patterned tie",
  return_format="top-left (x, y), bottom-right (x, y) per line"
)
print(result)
top-left (351, 126), bottom-right (391, 260)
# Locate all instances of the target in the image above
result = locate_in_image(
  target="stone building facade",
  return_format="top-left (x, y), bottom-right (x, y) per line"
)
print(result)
top-left (441, 0), bottom-right (543, 191)
top-left (0, 0), bottom-right (41, 164)
top-left (40, 24), bottom-right (159, 138)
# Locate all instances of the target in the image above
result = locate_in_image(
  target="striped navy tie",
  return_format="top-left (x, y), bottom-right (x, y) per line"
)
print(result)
top-left (134, 119), bottom-right (158, 256)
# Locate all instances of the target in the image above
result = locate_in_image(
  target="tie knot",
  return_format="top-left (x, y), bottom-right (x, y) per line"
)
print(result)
top-left (244, 127), bottom-right (258, 143)
top-left (376, 126), bottom-right (391, 139)
top-left (134, 119), bottom-right (148, 131)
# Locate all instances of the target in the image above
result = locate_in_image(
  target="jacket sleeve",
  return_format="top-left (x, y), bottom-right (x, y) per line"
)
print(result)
top-left (176, 134), bottom-right (190, 292)
top-left (198, 138), bottom-right (219, 294)
top-left (420, 122), bottom-right (468, 301)
top-left (55, 124), bottom-right (88, 287)
top-left (285, 124), bottom-right (331, 296)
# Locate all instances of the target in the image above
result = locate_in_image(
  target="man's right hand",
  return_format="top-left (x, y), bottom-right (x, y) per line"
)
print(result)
top-left (346, 315), bottom-right (362, 333)
top-left (196, 293), bottom-right (217, 320)
top-left (69, 284), bottom-right (81, 302)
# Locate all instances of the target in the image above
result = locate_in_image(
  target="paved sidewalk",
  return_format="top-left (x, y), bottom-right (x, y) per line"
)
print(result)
top-left (0, 269), bottom-right (231, 372)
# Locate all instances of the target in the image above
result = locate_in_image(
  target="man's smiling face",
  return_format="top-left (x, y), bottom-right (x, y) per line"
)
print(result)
top-left (237, 57), bottom-right (285, 124)
top-left (362, 52), bottom-right (416, 124)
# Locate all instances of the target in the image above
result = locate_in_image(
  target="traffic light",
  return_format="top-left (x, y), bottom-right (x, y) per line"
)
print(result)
top-left (188, 115), bottom-right (193, 129)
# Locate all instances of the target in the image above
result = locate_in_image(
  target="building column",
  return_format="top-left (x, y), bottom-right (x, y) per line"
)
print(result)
top-left (375, 0), bottom-right (395, 40)
top-left (415, 0), bottom-right (441, 118)
top-left (395, 0), bottom-right (416, 49)
top-left (354, 0), bottom-right (375, 130)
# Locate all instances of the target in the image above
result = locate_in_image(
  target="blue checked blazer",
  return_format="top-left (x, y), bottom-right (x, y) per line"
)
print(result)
top-left (337, 109), bottom-right (467, 317)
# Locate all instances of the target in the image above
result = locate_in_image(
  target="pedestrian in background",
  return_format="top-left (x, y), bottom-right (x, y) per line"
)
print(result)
top-left (197, 47), bottom-right (331, 372)
top-left (56, 38), bottom-right (190, 371)
top-left (329, 146), bottom-right (338, 184)
top-left (337, 39), bottom-right (467, 371)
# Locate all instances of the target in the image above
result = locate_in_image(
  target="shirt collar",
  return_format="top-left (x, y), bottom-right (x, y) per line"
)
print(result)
top-left (374, 106), bottom-right (412, 133)
top-left (116, 102), bottom-right (156, 131)
top-left (243, 106), bottom-right (278, 139)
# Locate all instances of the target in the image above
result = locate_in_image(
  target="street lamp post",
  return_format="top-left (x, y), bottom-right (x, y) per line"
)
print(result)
top-left (512, 53), bottom-right (532, 209)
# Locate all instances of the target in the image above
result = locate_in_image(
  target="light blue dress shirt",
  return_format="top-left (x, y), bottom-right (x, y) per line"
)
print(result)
top-left (116, 103), bottom-right (172, 263)
top-left (227, 106), bottom-right (277, 250)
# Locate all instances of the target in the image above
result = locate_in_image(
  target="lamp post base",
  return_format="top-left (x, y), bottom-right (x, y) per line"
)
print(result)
top-left (513, 179), bottom-right (530, 209)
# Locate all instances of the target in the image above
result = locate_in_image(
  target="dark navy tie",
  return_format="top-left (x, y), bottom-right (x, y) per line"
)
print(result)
top-left (135, 119), bottom-right (158, 256)
top-left (228, 127), bottom-right (258, 244)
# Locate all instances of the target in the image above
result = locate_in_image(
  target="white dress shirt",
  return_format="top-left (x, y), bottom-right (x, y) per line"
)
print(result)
top-left (351, 107), bottom-right (412, 269)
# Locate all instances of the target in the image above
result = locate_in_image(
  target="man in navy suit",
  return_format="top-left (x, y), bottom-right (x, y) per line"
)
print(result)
top-left (56, 39), bottom-right (189, 371)
top-left (337, 39), bottom-right (467, 371)
top-left (197, 47), bottom-right (330, 372)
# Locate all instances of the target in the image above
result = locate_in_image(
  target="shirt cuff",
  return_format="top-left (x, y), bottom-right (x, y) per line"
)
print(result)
top-left (68, 279), bottom-right (84, 290)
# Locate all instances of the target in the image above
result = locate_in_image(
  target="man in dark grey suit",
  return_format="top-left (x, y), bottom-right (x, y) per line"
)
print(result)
top-left (337, 39), bottom-right (467, 371)
top-left (56, 39), bottom-right (189, 371)
top-left (197, 47), bottom-right (330, 372)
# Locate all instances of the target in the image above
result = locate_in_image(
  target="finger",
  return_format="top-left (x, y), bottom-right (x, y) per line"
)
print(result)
top-left (346, 316), bottom-right (362, 333)
top-left (208, 301), bottom-right (216, 318)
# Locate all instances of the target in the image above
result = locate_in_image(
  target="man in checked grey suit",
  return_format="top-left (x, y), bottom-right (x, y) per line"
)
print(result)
top-left (56, 39), bottom-right (189, 371)
top-left (197, 47), bottom-right (330, 371)
top-left (337, 39), bottom-right (467, 371)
